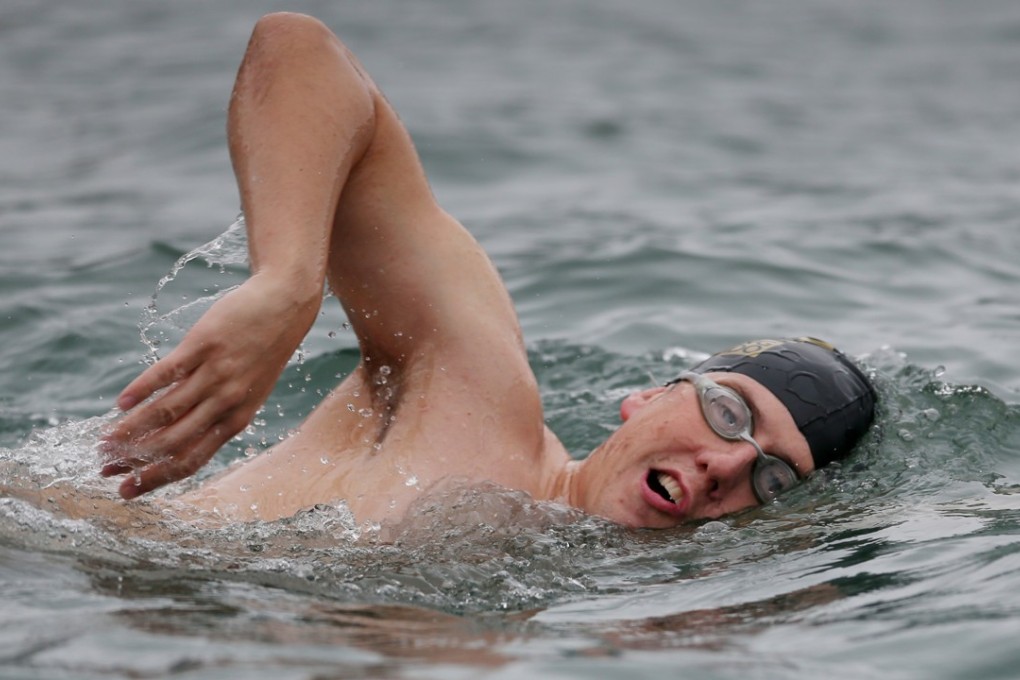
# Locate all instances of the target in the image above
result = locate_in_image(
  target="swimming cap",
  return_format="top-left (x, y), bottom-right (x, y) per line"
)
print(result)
top-left (690, 337), bottom-right (876, 468)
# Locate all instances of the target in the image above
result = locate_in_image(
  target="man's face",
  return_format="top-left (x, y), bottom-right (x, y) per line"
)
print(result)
top-left (573, 372), bottom-right (814, 528)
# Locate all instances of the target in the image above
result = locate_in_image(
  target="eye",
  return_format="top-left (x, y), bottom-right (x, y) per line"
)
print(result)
top-left (752, 457), bottom-right (799, 503)
top-left (703, 388), bottom-right (750, 438)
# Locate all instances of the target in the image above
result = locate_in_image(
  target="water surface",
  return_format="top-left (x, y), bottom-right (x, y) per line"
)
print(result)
top-left (2, 1), bottom-right (1020, 678)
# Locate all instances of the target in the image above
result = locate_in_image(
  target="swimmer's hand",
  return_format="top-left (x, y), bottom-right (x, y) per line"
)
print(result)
top-left (100, 275), bottom-right (320, 499)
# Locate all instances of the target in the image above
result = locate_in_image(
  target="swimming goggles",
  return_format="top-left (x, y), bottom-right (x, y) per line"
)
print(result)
top-left (669, 371), bottom-right (801, 504)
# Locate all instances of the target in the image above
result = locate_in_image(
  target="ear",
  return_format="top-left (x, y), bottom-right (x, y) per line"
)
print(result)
top-left (620, 386), bottom-right (667, 422)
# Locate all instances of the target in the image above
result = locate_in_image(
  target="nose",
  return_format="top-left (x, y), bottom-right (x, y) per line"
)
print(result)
top-left (696, 441), bottom-right (758, 492)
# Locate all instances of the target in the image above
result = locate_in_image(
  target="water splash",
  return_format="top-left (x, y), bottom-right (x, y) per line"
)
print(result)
top-left (5, 339), bottom-right (1020, 649)
top-left (0, 413), bottom-right (114, 488)
top-left (138, 214), bottom-right (250, 363)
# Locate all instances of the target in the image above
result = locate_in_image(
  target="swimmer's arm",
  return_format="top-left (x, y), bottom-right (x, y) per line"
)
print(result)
top-left (102, 14), bottom-right (379, 497)
top-left (103, 13), bottom-right (525, 498)
top-left (217, 11), bottom-right (520, 372)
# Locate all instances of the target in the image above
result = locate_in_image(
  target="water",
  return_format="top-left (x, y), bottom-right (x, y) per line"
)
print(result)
top-left (2, 0), bottom-right (1020, 677)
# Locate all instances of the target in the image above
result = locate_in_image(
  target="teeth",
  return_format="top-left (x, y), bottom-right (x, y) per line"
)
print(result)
top-left (657, 473), bottom-right (683, 504)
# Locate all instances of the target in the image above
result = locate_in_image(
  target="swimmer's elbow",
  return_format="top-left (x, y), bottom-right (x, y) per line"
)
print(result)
top-left (251, 12), bottom-right (337, 47)
top-left (246, 12), bottom-right (377, 124)
top-left (250, 12), bottom-right (361, 76)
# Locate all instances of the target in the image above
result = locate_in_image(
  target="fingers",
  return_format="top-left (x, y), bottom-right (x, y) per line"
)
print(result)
top-left (102, 384), bottom-right (243, 469)
top-left (99, 436), bottom-right (160, 478)
top-left (100, 461), bottom-right (135, 477)
top-left (118, 426), bottom-right (229, 500)
top-left (102, 389), bottom-right (253, 497)
top-left (117, 347), bottom-right (202, 412)
top-left (103, 373), bottom-right (210, 449)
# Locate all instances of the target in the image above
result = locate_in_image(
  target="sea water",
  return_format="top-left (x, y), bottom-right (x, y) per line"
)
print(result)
top-left (2, 0), bottom-right (1020, 678)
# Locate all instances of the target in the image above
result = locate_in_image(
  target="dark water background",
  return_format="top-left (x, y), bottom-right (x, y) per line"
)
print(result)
top-left (2, 1), bottom-right (1020, 678)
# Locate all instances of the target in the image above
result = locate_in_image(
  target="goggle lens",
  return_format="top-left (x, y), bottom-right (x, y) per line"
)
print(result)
top-left (675, 372), bottom-right (802, 504)
top-left (702, 387), bottom-right (751, 438)
top-left (751, 451), bottom-right (799, 503)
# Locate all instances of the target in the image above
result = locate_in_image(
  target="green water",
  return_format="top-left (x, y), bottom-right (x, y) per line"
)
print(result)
top-left (3, 0), bottom-right (1020, 678)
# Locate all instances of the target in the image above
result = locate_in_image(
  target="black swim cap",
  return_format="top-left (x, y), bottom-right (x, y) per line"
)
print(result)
top-left (690, 337), bottom-right (876, 468)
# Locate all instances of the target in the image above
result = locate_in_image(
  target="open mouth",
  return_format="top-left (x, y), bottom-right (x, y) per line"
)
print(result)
top-left (647, 469), bottom-right (684, 506)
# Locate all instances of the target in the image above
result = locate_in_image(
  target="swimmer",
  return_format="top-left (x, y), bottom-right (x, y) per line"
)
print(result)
top-left (100, 12), bottom-right (875, 528)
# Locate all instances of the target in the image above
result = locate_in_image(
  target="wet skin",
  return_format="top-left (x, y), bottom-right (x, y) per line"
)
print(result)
top-left (566, 371), bottom-right (814, 529)
top-left (96, 13), bottom-right (814, 532)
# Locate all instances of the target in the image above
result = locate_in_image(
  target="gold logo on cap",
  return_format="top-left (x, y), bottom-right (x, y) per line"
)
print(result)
top-left (716, 337), bottom-right (835, 358)
top-left (716, 339), bottom-right (786, 358)
top-left (794, 336), bottom-right (836, 351)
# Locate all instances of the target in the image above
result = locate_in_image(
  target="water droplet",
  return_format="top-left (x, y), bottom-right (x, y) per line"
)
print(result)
top-left (320, 456), bottom-right (329, 465)
top-left (347, 403), bottom-right (356, 412)
top-left (405, 475), bottom-right (418, 487)
top-left (327, 330), bottom-right (337, 339)
top-left (359, 408), bottom-right (373, 418)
